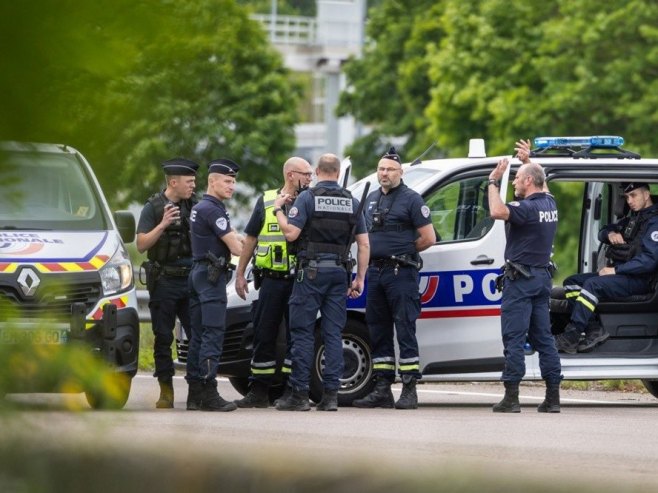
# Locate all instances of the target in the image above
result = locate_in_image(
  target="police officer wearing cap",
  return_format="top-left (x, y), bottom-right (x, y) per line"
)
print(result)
top-left (186, 158), bottom-right (244, 412)
top-left (271, 153), bottom-right (369, 411)
top-left (555, 181), bottom-right (658, 354)
top-left (352, 147), bottom-right (436, 410)
top-left (233, 157), bottom-right (313, 408)
top-left (488, 139), bottom-right (562, 413)
top-left (136, 157), bottom-right (199, 409)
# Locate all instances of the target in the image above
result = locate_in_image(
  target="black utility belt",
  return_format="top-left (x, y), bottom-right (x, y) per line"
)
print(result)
top-left (369, 254), bottom-right (420, 269)
top-left (161, 266), bottom-right (192, 277)
top-left (194, 258), bottom-right (229, 268)
top-left (300, 260), bottom-right (346, 269)
top-left (260, 269), bottom-right (294, 280)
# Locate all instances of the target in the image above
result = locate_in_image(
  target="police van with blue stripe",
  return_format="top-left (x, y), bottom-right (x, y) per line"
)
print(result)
top-left (181, 136), bottom-right (658, 405)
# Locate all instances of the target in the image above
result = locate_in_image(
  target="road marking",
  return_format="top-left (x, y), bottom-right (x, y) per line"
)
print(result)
top-left (410, 387), bottom-right (625, 405)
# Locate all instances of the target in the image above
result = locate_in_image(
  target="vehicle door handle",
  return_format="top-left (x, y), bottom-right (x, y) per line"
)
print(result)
top-left (470, 256), bottom-right (495, 266)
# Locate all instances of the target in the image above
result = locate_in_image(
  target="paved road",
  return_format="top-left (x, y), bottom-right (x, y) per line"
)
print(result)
top-left (4, 375), bottom-right (658, 490)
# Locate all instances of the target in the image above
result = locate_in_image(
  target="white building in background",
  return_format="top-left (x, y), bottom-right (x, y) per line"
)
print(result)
top-left (252, 0), bottom-right (367, 163)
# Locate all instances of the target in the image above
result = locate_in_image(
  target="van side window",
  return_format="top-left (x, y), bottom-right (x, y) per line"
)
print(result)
top-left (424, 175), bottom-right (492, 242)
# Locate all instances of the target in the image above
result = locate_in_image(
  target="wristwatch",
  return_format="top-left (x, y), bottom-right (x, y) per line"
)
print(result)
top-left (272, 207), bottom-right (283, 216)
top-left (488, 179), bottom-right (500, 187)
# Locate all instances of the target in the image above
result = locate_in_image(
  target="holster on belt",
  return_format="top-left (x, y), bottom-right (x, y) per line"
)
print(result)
top-left (205, 252), bottom-right (227, 284)
top-left (142, 260), bottom-right (161, 293)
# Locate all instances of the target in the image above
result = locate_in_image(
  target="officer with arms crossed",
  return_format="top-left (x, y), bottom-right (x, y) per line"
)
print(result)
top-left (272, 153), bottom-right (369, 411)
top-left (352, 147), bottom-right (436, 410)
top-left (187, 159), bottom-right (244, 412)
top-left (555, 182), bottom-right (658, 354)
top-left (233, 157), bottom-right (313, 407)
top-left (488, 140), bottom-right (562, 413)
top-left (136, 157), bottom-right (198, 409)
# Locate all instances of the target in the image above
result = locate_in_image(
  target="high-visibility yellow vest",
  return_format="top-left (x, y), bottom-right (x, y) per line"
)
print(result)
top-left (254, 189), bottom-right (294, 272)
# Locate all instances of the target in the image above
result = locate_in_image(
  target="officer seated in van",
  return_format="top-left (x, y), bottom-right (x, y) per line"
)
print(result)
top-left (555, 182), bottom-right (658, 354)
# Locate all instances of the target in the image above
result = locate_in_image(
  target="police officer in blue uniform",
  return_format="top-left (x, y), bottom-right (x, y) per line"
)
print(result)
top-left (352, 147), bottom-right (436, 410)
top-left (488, 140), bottom-right (562, 413)
top-left (187, 158), bottom-right (244, 412)
top-left (233, 157), bottom-right (313, 407)
top-left (555, 182), bottom-right (658, 354)
top-left (272, 153), bottom-right (369, 411)
top-left (136, 157), bottom-right (198, 409)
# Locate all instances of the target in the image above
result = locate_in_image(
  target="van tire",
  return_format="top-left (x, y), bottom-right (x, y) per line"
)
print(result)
top-left (641, 379), bottom-right (658, 398)
top-left (310, 318), bottom-right (374, 406)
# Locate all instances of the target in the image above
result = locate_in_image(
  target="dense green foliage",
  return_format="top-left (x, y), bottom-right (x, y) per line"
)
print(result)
top-left (341, 0), bottom-right (658, 162)
top-left (0, 0), bottom-right (300, 206)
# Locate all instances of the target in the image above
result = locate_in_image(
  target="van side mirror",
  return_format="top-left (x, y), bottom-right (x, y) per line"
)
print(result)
top-left (114, 210), bottom-right (136, 243)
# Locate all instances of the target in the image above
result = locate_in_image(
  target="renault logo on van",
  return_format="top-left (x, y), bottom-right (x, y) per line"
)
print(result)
top-left (17, 268), bottom-right (40, 297)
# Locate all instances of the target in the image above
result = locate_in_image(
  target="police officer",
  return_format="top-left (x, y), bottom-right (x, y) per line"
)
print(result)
top-left (487, 140), bottom-right (562, 413)
top-left (352, 147), bottom-right (436, 410)
top-left (271, 153), bottom-right (369, 411)
top-left (187, 158), bottom-right (244, 412)
top-left (136, 157), bottom-right (198, 409)
top-left (233, 157), bottom-right (313, 407)
top-left (555, 182), bottom-right (658, 354)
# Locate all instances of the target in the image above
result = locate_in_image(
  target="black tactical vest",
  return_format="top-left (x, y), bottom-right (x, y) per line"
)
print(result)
top-left (298, 186), bottom-right (356, 261)
top-left (606, 208), bottom-right (658, 263)
top-left (146, 192), bottom-right (197, 265)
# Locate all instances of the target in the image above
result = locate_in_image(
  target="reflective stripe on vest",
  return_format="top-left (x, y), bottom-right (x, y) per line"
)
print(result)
top-left (254, 189), bottom-right (294, 272)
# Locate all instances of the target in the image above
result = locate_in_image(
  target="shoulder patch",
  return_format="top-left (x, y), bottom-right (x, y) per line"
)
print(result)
top-left (215, 217), bottom-right (228, 231)
top-left (509, 201), bottom-right (521, 207)
top-left (289, 207), bottom-right (299, 219)
top-left (651, 231), bottom-right (658, 242)
top-left (421, 205), bottom-right (430, 218)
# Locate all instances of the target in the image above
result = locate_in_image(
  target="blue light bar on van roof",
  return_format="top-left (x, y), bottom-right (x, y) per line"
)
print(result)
top-left (534, 136), bottom-right (624, 149)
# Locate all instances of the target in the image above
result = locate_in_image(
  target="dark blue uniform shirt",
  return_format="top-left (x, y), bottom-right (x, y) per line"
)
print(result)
top-left (599, 203), bottom-right (658, 276)
top-left (504, 192), bottom-right (558, 266)
top-left (288, 180), bottom-right (367, 261)
top-left (190, 193), bottom-right (232, 261)
top-left (365, 182), bottom-right (432, 258)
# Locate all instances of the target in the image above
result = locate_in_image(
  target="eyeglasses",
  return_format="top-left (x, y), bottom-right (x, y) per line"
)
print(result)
top-left (292, 170), bottom-right (313, 178)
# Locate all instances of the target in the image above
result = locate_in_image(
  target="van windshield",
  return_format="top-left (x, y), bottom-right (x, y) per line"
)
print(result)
top-left (0, 149), bottom-right (108, 231)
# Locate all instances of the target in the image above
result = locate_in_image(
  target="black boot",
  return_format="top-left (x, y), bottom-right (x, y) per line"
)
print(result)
top-left (316, 389), bottom-right (338, 411)
top-left (493, 381), bottom-right (521, 413)
top-left (155, 377), bottom-right (174, 409)
top-left (186, 380), bottom-right (203, 411)
top-left (234, 381), bottom-right (270, 408)
top-left (395, 375), bottom-right (418, 410)
top-left (353, 377), bottom-right (394, 409)
top-left (275, 387), bottom-right (310, 411)
top-left (200, 379), bottom-right (237, 412)
top-left (537, 381), bottom-right (561, 413)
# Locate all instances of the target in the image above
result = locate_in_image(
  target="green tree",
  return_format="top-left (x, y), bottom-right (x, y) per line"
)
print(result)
top-left (337, 0), bottom-right (442, 177)
top-left (1, 0), bottom-right (301, 206)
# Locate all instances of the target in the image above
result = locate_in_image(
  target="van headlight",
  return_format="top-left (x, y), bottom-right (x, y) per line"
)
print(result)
top-left (99, 245), bottom-right (133, 295)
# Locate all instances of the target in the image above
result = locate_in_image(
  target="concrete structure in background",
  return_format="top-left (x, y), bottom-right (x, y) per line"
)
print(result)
top-left (252, 0), bottom-right (366, 163)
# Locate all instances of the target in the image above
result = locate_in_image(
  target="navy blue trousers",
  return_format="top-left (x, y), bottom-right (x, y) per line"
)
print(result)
top-left (148, 274), bottom-right (191, 380)
top-left (563, 272), bottom-right (651, 331)
top-left (366, 265), bottom-right (421, 382)
top-left (501, 267), bottom-right (561, 384)
top-left (288, 266), bottom-right (347, 392)
top-left (186, 263), bottom-right (227, 383)
top-left (250, 276), bottom-right (293, 384)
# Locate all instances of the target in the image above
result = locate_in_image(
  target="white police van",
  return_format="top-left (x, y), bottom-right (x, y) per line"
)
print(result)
top-left (179, 136), bottom-right (658, 405)
top-left (0, 142), bottom-right (139, 408)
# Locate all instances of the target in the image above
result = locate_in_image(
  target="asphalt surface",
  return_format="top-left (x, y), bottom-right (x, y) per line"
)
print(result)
top-left (3, 374), bottom-right (658, 490)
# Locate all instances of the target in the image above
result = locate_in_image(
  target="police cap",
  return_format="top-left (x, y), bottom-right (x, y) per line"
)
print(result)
top-left (161, 157), bottom-right (199, 176)
top-left (381, 146), bottom-right (401, 164)
top-left (622, 182), bottom-right (649, 193)
top-left (208, 158), bottom-right (240, 176)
